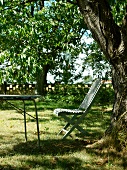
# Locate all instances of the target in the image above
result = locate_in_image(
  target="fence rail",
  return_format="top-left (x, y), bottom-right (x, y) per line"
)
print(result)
top-left (0, 83), bottom-right (36, 94)
top-left (0, 82), bottom-right (112, 95)
top-left (0, 82), bottom-right (114, 105)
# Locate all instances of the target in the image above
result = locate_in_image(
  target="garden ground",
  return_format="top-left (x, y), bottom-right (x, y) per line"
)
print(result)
top-left (0, 100), bottom-right (126, 170)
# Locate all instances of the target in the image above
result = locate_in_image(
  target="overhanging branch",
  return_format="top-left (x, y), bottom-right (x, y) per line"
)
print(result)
top-left (122, 12), bottom-right (127, 33)
top-left (77, 0), bottom-right (121, 59)
top-left (67, 0), bottom-right (77, 5)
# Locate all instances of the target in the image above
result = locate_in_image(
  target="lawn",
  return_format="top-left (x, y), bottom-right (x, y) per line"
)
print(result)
top-left (0, 100), bottom-right (126, 170)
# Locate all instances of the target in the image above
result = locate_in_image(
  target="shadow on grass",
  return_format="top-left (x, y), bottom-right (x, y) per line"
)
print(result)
top-left (0, 158), bottom-right (98, 170)
top-left (12, 139), bottom-right (86, 155)
top-left (23, 156), bottom-right (98, 170)
top-left (0, 138), bottom-right (126, 170)
top-left (0, 165), bottom-right (29, 170)
top-left (0, 139), bottom-right (102, 170)
top-left (85, 146), bottom-right (127, 170)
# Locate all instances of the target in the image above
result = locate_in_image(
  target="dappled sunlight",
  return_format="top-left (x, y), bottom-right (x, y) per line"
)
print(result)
top-left (0, 104), bottom-right (124, 170)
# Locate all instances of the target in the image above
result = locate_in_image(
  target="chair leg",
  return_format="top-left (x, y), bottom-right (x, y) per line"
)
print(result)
top-left (58, 114), bottom-right (86, 139)
top-left (76, 125), bottom-right (86, 134)
top-left (62, 123), bottom-right (86, 139)
top-left (62, 122), bottom-right (70, 130)
top-left (57, 114), bottom-right (78, 135)
top-left (57, 122), bottom-right (70, 135)
top-left (62, 125), bottom-right (76, 139)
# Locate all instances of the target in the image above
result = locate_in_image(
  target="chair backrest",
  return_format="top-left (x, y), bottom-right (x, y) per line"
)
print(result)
top-left (78, 78), bottom-right (102, 111)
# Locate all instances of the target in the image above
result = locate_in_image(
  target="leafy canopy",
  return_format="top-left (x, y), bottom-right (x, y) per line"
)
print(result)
top-left (109, 0), bottom-right (127, 24)
top-left (0, 1), bottom-right (87, 83)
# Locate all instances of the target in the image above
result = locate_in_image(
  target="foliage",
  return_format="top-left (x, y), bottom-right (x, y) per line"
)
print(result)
top-left (0, 0), bottom-right (87, 84)
top-left (46, 83), bottom-right (114, 106)
top-left (0, 0), bottom-right (112, 85)
top-left (82, 39), bottom-right (111, 78)
top-left (109, 0), bottom-right (127, 24)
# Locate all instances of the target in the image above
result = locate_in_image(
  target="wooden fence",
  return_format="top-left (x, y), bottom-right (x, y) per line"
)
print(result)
top-left (0, 83), bottom-right (36, 95)
top-left (0, 82), bottom-right (112, 95)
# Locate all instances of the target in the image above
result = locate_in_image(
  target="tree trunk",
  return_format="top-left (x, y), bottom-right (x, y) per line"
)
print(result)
top-left (77, 0), bottom-right (127, 149)
top-left (111, 65), bottom-right (127, 126)
top-left (36, 64), bottom-right (50, 95)
top-left (108, 63), bottom-right (127, 149)
top-left (40, 0), bottom-right (44, 9)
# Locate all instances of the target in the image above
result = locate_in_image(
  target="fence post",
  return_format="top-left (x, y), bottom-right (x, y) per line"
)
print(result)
top-left (4, 81), bottom-right (7, 94)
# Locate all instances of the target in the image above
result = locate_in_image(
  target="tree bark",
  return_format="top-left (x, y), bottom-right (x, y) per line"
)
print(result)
top-left (77, 0), bottom-right (127, 148)
top-left (36, 64), bottom-right (50, 95)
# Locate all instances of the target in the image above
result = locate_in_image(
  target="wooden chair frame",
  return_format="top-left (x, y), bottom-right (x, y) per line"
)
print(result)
top-left (54, 78), bottom-right (102, 139)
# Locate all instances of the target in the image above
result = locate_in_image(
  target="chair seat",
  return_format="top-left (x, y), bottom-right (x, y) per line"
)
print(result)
top-left (54, 108), bottom-right (85, 116)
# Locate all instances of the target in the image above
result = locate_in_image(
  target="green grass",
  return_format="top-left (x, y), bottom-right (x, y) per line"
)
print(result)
top-left (0, 100), bottom-right (126, 170)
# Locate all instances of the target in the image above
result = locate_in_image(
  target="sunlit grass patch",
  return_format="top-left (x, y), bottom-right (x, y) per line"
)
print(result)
top-left (0, 101), bottom-right (125, 170)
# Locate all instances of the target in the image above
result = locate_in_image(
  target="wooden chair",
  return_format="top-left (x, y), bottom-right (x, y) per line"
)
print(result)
top-left (54, 78), bottom-right (102, 139)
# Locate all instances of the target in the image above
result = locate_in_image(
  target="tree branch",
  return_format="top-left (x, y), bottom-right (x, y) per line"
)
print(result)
top-left (121, 11), bottom-right (127, 53)
top-left (122, 12), bottom-right (127, 33)
top-left (77, 0), bottom-right (121, 61)
top-left (67, 0), bottom-right (77, 5)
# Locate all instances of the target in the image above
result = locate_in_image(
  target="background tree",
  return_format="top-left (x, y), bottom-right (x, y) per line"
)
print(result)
top-left (0, 0), bottom-right (87, 94)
